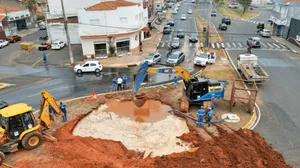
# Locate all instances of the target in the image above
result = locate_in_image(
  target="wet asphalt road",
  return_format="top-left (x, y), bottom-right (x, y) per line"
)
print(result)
top-left (196, 2), bottom-right (300, 166)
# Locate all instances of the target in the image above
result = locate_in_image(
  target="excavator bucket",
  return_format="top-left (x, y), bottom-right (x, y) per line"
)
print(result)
top-left (131, 61), bottom-right (149, 97)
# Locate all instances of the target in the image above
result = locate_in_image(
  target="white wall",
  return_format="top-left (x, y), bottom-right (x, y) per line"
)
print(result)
top-left (78, 5), bottom-right (148, 36)
top-left (251, 0), bottom-right (272, 6)
top-left (48, 23), bottom-right (81, 44)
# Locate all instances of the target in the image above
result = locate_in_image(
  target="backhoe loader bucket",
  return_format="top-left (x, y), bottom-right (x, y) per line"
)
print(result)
top-left (133, 93), bottom-right (148, 107)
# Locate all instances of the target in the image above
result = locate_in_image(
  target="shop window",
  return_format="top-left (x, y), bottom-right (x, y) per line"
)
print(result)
top-left (94, 43), bottom-right (107, 56)
top-left (116, 40), bottom-right (130, 53)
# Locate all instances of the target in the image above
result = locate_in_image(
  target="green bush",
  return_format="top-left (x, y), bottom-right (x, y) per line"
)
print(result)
top-left (37, 15), bottom-right (45, 21)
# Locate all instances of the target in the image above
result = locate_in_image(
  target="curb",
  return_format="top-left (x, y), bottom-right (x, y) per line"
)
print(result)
top-left (223, 49), bottom-right (261, 130)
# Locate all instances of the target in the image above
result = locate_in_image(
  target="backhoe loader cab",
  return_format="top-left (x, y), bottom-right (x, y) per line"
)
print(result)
top-left (0, 103), bottom-right (43, 164)
top-left (184, 78), bottom-right (224, 102)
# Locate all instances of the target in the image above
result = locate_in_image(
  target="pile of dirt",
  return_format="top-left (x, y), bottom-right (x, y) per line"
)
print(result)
top-left (11, 87), bottom-right (290, 168)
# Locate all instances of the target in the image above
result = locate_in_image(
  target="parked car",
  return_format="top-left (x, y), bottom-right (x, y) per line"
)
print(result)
top-left (189, 34), bottom-right (198, 43)
top-left (172, 10), bottom-right (178, 14)
top-left (171, 37), bottom-right (180, 49)
top-left (191, 0), bottom-right (196, 3)
top-left (51, 41), bottom-right (66, 50)
top-left (247, 37), bottom-right (261, 48)
top-left (0, 100), bottom-right (9, 109)
top-left (6, 35), bottom-right (21, 43)
top-left (39, 36), bottom-right (48, 41)
top-left (167, 51), bottom-right (185, 65)
top-left (188, 9), bottom-right (193, 14)
top-left (0, 39), bottom-right (9, 48)
top-left (229, 3), bottom-right (239, 8)
top-left (211, 11), bottom-right (217, 17)
top-left (167, 18), bottom-right (175, 26)
top-left (181, 14), bottom-right (187, 20)
top-left (177, 29), bottom-right (185, 38)
top-left (222, 17), bottom-right (231, 25)
top-left (218, 23), bottom-right (227, 31)
top-left (145, 53), bottom-right (161, 66)
top-left (163, 25), bottom-right (172, 34)
top-left (194, 52), bottom-right (216, 66)
top-left (39, 25), bottom-right (46, 30)
top-left (38, 42), bottom-right (51, 50)
top-left (74, 61), bottom-right (103, 73)
top-left (259, 29), bottom-right (271, 37)
top-left (175, 7), bottom-right (179, 11)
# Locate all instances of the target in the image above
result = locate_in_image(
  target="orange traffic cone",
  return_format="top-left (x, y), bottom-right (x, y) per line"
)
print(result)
top-left (92, 89), bottom-right (96, 99)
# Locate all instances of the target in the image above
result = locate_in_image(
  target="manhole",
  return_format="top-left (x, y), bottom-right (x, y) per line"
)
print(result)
top-left (221, 113), bottom-right (240, 123)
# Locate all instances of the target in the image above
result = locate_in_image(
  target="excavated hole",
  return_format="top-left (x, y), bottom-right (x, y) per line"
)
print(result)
top-left (73, 100), bottom-right (191, 158)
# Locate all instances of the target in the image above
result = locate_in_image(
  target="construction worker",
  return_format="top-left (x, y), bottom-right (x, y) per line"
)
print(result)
top-left (117, 77), bottom-right (123, 91)
top-left (174, 76), bottom-right (178, 88)
top-left (112, 77), bottom-right (117, 91)
top-left (122, 74), bottom-right (128, 89)
top-left (59, 102), bottom-right (67, 122)
top-left (210, 103), bottom-right (215, 111)
top-left (206, 108), bottom-right (213, 127)
top-left (43, 53), bottom-right (47, 64)
top-left (196, 106), bottom-right (205, 128)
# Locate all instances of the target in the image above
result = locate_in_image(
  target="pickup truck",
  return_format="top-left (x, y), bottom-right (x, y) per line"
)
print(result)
top-left (38, 42), bottom-right (51, 50)
top-left (237, 54), bottom-right (269, 82)
top-left (194, 51), bottom-right (216, 66)
top-left (0, 39), bottom-right (9, 48)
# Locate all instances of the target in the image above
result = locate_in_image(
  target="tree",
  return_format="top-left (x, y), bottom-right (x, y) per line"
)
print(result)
top-left (215, 0), bottom-right (225, 7)
top-left (237, 0), bottom-right (252, 15)
top-left (22, 0), bottom-right (37, 22)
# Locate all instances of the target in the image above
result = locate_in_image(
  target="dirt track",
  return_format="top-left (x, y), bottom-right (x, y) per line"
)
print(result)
top-left (9, 86), bottom-right (290, 168)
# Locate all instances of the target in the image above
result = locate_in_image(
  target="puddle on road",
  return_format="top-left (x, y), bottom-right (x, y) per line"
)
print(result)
top-left (105, 100), bottom-right (172, 122)
top-left (73, 101), bottom-right (191, 158)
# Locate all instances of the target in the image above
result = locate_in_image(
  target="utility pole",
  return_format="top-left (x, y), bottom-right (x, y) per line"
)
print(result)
top-left (205, 0), bottom-right (212, 47)
top-left (60, 0), bottom-right (74, 65)
top-left (5, 8), bottom-right (12, 36)
top-left (42, 3), bottom-right (51, 42)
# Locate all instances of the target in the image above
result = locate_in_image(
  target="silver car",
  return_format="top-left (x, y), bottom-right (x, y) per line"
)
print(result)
top-left (171, 37), bottom-right (180, 49)
top-left (259, 29), bottom-right (271, 37)
top-left (167, 51), bottom-right (185, 65)
top-left (145, 53), bottom-right (161, 65)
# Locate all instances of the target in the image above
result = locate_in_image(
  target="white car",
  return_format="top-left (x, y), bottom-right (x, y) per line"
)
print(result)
top-left (194, 52), bottom-right (216, 66)
top-left (259, 29), bottom-right (271, 37)
top-left (51, 41), bottom-right (66, 50)
top-left (181, 14), bottom-right (187, 20)
top-left (145, 53), bottom-right (161, 66)
top-left (0, 39), bottom-right (9, 48)
top-left (188, 9), bottom-right (193, 14)
top-left (229, 3), bottom-right (239, 8)
top-left (74, 61), bottom-right (103, 73)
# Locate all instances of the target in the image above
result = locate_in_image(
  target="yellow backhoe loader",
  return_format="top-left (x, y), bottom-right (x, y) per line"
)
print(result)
top-left (0, 90), bottom-right (64, 164)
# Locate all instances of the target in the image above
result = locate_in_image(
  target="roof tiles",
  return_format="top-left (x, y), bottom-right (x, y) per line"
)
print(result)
top-left (86, 0), bottom-right (140, 11)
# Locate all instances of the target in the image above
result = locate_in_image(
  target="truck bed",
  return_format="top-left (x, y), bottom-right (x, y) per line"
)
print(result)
top-left (239, 64), bottom-right (269, 82)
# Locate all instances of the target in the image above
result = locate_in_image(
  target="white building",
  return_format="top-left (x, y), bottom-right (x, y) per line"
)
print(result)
top-left (78, 1), bottom-right (148, 57)
top-left (46, 0), bottom-right (147, 45)
top-left (251, 0), bottom-right (272, 7)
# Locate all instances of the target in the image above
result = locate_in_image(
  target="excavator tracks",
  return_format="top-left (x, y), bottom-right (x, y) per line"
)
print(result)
top-left (179, 95), bottom-right (189, 113)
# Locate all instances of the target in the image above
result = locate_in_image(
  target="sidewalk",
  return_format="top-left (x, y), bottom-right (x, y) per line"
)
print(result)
top-left (271, 36), bottom-right (300, 54)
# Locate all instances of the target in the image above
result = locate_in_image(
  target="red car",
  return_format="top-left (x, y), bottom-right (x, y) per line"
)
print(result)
top-left (6, 35), bottom-right (22, 43)
top-left (38, 42), bottom-right (51, 50)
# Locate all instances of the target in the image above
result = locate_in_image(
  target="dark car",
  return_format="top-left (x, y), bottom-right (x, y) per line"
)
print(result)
top-left (189, 34), bottom-right (198, 43)
top-left (163, 25), bottom-right (171, 34)
top-left (167, 18), bottom-right (175, 26)
top-left (218, 23), bottom-right (227, 30)
top-left (257, 22), bottom-right (264, 29)
top-left (211, 11), bottom-right (217, 17)
top-left (167, 51), bottom-right (185, 65)
top-left (222, 17), bottom-right (231, 25)
top-left (0, 100), bottom-right (9, 109)
top-left (171, 37), bottom-right (180, 49)
top-left (6, 35), bottom-right (22, 43)
top-left (177, 29), bottom-right (185, 38)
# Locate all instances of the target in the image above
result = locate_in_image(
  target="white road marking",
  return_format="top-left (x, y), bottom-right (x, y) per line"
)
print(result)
top-left (167, 42), bottom-right (170, 46)
top-left (161, 42), bottom-right (165, 47)
top-left (272, 43), bottom-right (281, 48)
top-left (216, 43), bottom-right (220, 48)
top-left (279, 44), bottom-right (287, 49)
top-left (221, 43), bottom-right (225, 48)
top-left (267, 43), bottom-right (274, 48)
top-left (226, 42), bottom-right (231, 48)
top-left (260, 42), bottom-right (267, 48)
top-left (238, 42), bottom-right (243, 47)
top-left (232, 42), bottom-right (237, 48)
top-left (189, 43), bottom-right (192, 47)
top-left (211, 43), bottom-right (215, 48)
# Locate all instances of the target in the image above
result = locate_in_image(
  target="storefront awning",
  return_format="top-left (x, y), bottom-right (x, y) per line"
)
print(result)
top-left (269, 15), bottom-right (287, 26)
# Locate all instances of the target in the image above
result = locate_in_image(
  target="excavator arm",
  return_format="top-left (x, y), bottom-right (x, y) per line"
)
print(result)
top-left (131, 61), bottom-right (192, 97)
top-left (40, 90), bottom-right (64, 129)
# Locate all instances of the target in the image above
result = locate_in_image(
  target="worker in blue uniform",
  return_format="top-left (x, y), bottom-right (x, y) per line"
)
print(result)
top-left (196, 106), bottom-right (205, 128)
top-left (207, 108), bottom-right (213, 127)
top-left (112, 77), bottom-right (117, 91)
top-left (59, 102), bottom-right (67, 122)
top-left (210, 103), bottom-right (215, 111)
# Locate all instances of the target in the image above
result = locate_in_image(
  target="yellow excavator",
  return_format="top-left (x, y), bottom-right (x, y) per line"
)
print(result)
top-left (0, 90), bottom-right (64, 164)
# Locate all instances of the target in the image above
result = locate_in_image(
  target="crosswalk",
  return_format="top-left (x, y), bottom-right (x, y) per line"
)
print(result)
top-left (240, 19), bottom-right (261, 24)
top-left (158, 41), bottom-right (199, 48)
top-left (199, 42), bottom-right (289, 50)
